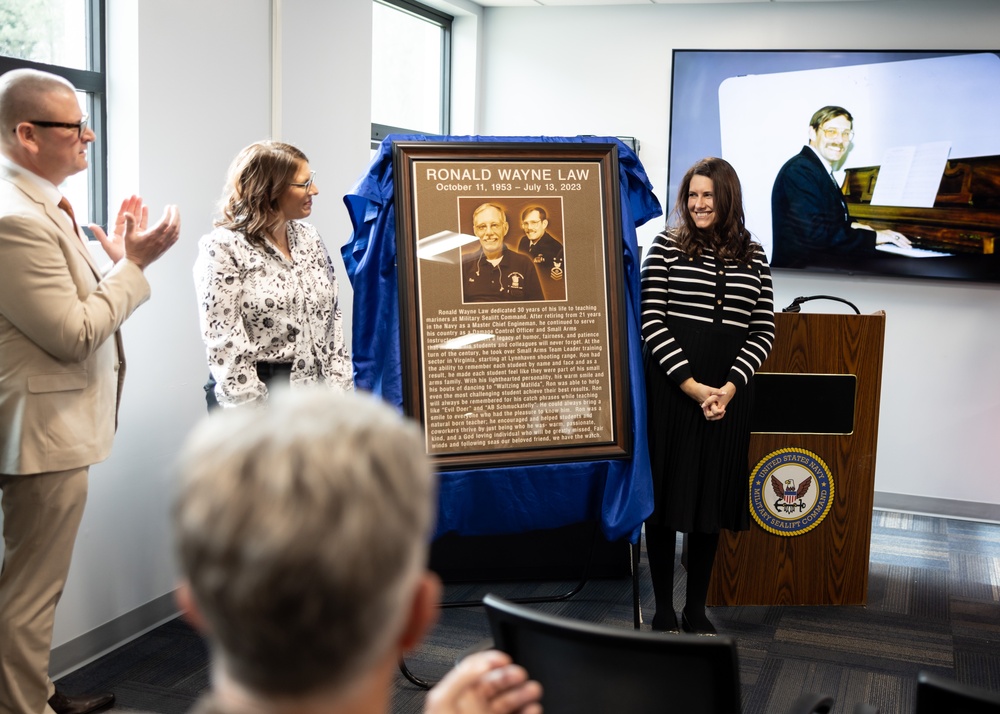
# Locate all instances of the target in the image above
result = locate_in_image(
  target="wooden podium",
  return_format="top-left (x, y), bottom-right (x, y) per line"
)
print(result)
top-left (707, 311), bottom-right (886, 606)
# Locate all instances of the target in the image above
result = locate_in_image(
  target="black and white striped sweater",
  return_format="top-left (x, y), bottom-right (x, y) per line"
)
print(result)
top-left (640, 231), bottom-right (775, 387)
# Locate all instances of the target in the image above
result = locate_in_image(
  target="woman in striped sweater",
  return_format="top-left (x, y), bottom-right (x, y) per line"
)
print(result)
top-left (641, 157), bottom-right (775, 635)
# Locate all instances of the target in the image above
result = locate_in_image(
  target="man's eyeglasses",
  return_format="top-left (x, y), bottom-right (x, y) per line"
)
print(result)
top-left (820, 127), bottom-right (854, 141)
top-left (289, 171), bottom-right (316, 191)
top-left (24, 114), bottom-right (89, 139)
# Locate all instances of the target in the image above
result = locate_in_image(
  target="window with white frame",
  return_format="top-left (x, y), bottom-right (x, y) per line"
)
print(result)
top-left (371, 0), bottom-right (451, 148)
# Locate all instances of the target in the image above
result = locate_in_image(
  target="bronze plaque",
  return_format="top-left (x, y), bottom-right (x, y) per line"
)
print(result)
top-left (393, 142), bottom-right (631, 469)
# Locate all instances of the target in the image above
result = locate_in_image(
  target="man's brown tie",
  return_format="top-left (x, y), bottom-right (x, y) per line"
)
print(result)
top-left (57, 196), bottom-right (81, 239)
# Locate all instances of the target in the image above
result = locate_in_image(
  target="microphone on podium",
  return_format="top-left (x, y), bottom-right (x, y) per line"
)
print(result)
top-left (781, 295), bottom-right (860, 314)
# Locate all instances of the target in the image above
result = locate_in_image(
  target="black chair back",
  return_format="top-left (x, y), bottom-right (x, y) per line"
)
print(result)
top-left (916, 671), bottom-right (1000, 713)
top-left (484, 593), bottom-right (742, 714)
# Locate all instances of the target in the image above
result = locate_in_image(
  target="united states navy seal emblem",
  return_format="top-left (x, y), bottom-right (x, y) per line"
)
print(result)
top-left (749, 448), bottom-right (834, 536)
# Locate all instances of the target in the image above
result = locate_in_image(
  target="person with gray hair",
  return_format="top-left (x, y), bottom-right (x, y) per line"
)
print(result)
top-left (0, 67), bottom-right (179, 714)
top-left (173, 387), bottom-right (542, 714)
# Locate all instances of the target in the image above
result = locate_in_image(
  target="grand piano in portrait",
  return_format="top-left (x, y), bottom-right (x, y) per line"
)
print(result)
top-left (842, 154), bottom-right (1000, 256)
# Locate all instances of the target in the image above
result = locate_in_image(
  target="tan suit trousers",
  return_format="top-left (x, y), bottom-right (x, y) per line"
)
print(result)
top-left (0, 467), bottom-right (88, 714)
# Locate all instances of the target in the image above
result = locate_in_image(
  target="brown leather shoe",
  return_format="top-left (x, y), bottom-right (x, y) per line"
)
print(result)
top-left (48, 690), bottom-right (115, 714)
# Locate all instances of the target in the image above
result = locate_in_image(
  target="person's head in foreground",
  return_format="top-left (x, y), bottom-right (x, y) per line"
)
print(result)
top-left (173, 387), bottom-right (542, 714)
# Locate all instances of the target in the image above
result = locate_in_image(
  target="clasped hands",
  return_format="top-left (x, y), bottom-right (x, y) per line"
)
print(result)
top-left (89, 195), bottom-right (181, 270)
top-left (681, 378), bottom-right (736, 422)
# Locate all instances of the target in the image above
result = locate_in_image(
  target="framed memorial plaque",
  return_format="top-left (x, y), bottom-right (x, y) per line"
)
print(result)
top-left (393, 141), bottom-right (631, 470)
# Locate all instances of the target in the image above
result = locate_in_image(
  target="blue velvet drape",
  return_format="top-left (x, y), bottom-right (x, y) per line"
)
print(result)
top-left (342, 135), bottom-right (662, 543)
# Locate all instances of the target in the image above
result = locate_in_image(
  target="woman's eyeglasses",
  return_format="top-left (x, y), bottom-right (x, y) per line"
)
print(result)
top-left (289, 171), bottom-right (316, 191)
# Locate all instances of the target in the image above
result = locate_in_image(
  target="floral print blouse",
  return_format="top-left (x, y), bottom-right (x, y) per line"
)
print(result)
top-left (194, 220), bottom-right (352, 407)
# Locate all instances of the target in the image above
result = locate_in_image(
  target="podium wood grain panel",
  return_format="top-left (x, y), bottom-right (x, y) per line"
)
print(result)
top-left (707, 312), bottom-right (885, 606)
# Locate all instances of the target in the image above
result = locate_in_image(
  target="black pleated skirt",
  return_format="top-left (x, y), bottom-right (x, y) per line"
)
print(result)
top-left (644, 319), bottom-right (754, 533)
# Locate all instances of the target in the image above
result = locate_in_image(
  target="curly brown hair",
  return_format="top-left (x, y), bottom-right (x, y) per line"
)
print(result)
top-left (669, 157), bottom-right (758, 263)
top-left (215, 141), bottom-right (308, 247)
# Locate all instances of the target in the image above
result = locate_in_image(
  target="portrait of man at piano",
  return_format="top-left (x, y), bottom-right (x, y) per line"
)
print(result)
top-left (771, 104), bottom-right (1000, 278)
top-left (771, 105), bottom-right (914, 269)
top-left (669, 51), bottom-right (1000, 282)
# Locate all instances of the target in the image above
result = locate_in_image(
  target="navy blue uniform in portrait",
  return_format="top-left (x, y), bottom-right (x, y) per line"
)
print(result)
top-left (462, 246), bottom-right (544, 302)
top-left (771, 146), bottom-right (877, 268)
top-left (517, 232), bottom-right (565, 300)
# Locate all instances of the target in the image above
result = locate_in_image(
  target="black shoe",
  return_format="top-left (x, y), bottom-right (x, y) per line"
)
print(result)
top-left (48, 690), bottom-right (115, 714)
top-left (681, 608), bottom-right (718, 636)
top-left (650, 610), bottom-right (680, 633)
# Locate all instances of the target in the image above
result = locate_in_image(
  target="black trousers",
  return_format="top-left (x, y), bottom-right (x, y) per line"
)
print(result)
top-left (203, 363), bottom-right (293, 412)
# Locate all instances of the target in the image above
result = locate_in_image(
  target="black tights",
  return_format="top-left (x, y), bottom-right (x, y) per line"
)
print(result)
top-left (645, 523), bottom-right (720, 629)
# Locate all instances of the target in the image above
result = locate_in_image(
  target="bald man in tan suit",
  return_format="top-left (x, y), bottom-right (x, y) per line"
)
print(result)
top-left (0, 69), bottom-right (179, 714)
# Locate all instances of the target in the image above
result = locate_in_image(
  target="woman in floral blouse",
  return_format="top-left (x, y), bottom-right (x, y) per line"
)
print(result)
top-left (194, 141), bottom-right (352, 409)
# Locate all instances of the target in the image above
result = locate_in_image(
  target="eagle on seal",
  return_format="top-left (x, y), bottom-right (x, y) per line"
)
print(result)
top-left (772, 475), bottom-right (811, 504)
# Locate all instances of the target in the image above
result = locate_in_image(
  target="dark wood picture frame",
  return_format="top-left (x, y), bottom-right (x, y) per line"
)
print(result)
top-left (392, 141), bottom-right (631, 470)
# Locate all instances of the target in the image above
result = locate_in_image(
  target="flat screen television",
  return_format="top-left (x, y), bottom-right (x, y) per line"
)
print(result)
top-left (667, 50), bottom-right (1000, 283)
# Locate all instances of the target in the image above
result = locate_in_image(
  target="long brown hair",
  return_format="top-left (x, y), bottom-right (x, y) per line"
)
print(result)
top-left (215, 141), bottom-right (308, 247)
top-left (669, 157), bottom-right (757, 263)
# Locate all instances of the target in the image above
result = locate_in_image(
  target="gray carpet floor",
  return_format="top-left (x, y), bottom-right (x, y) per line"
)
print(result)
top-left (56, 510), bottom-right (1000, 713)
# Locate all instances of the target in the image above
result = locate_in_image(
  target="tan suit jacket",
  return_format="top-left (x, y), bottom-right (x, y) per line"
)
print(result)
top-left (0, 164), bottom-right (151, 475)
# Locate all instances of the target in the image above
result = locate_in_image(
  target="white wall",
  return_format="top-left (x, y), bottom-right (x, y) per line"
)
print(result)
top-left (276, 0), bottom-right (375, 341)
top-left (479, 0), bottom-right (1000, 509)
